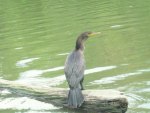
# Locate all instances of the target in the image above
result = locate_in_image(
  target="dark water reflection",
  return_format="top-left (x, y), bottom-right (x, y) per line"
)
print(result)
top-left (0, 0), bottom-right (150, 113)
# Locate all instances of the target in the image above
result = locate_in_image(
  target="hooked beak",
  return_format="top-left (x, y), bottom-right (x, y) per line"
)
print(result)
top-left (88, 32), bottom-right (101, 37)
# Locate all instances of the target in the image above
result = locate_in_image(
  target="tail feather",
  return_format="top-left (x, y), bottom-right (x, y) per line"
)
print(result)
top-left (67, 88), bottom-right (84, 108)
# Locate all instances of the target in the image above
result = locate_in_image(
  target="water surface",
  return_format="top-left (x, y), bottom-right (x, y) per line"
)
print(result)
top-left (0, 0), bottom-right (150, 113)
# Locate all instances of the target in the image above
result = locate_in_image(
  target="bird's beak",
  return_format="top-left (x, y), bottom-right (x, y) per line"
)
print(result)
top-left (88, 32), bottom-right (101, 37)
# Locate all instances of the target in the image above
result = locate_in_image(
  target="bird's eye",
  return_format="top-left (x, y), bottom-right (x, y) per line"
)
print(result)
top-left (88, 32), bottom-right (92, 35)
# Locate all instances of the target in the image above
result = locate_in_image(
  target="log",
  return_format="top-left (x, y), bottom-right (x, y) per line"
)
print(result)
top-left (0, 79), bottom-right (128, 113)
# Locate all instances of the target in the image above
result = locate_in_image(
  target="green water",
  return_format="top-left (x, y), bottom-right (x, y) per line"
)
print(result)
top-left (0, 0), bottom-right (150, 113)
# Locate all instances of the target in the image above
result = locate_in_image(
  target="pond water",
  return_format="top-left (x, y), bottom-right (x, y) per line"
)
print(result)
top-left (0, 0), bottom-right (150, 113)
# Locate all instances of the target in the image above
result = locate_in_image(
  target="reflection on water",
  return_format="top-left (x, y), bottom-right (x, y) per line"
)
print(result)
top-left (16, 58), bottom-right (39, 68)
top-left (0, 97), bottom-right (59, 110)
top-left (0, 0), bottom-right (150, 113)
top-left (110, 24), bottom-right (123, 28)
top-left (85, 66), bottom-right (116, 74)
top-left (91, 68), bottom-right (150, 84)
top-left (138, 88), bottom-right (150, 93)
top-left (19, 66), bottom-right (64, 78)
top-left (127, 93), bottom-right (145, 109)
top-left (17, 65), bottom-right (116, 87)
top-left (15, 47), bottom-right (23, 50)
top-left (0, 89), bottom-right (11, 96)
top-left (0, 88), bottom-right (59, 112)
top-left (91, 72), bottom-right (141, 84)
top-left (138, 103), bottom-right (150, 109)
top-left (57, 53), bottom-right (70, 56)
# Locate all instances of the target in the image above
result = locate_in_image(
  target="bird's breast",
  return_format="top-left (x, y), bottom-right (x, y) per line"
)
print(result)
top-left (65, 50), bottom-right (85, 73)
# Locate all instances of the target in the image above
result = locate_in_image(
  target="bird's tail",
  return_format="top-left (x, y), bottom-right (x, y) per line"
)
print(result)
top-left (67, 87), bottom-right (84, 108)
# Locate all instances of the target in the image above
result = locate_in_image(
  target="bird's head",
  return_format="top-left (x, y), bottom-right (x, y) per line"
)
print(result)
top-left (76, 31), bottom-right (101, 50)
top-left (79, 31), bottom-right (101, 41)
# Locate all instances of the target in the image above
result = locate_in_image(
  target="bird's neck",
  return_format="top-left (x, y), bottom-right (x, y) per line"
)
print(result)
top-left (75, 38), bottom-right (84, 51)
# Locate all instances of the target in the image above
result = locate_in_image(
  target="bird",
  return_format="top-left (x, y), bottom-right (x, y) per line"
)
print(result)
top-left (64, 31), bottom-right (100, 108)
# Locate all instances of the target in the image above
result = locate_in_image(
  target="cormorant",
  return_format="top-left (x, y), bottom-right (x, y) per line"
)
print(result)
top-left (64, 31), bottom-right (100, 108)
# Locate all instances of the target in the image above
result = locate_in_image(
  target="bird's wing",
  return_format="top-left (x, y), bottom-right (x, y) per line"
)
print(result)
top-left (64, 51), bottom-right (85, 88)
top-left (65, 64), bottom-right (84, 88)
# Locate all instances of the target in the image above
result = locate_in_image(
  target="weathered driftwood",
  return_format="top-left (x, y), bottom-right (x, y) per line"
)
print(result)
top-left (0, 79), bottom-right (128, 113)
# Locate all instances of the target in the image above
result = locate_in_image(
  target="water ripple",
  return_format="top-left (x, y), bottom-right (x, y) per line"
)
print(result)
top-left (138, 103), bottom-right (150, 109)
top-left (20, 66), bottom-right (64, 78)
top-left (17, 65), bottom-right (117, 87)
top-left (16, 58), bottom-right (39, 68)
top-left (0, 97), bottom-right (59, 110)
top-left (91, 68), bottom-right (150, 85)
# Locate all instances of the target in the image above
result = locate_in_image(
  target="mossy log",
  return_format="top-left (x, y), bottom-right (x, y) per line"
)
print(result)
top-left (0, 79), bottom-right (128, 113)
